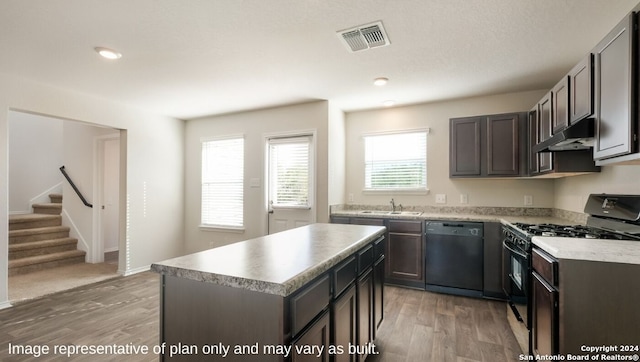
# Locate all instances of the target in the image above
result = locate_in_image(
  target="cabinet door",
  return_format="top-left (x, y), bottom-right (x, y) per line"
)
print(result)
top-left (373, 256), bottom-right (385, 338)
top-left (450, 117), bottom-right (482, 176)
top-left (386, 232), bottom-right (425, 286)
top-left (292, 310), bottom-right (330, 362)
top-left (532, 272), bottom-right (558, 357)
top-left (594, 12), bottom-right (635, 160)
top-left (538, 92), bottom-right (554, 173)
top-left (357, 268), bottom-right (373, 361)
top-left (332, 285), bottom-right (357, 362)
top-left (569, 54), bottom-right (594, 124)
top-left (528, 106), bottom-right (540, 174)
top-left (487, 113), bottom-right (520, 175)
top-left (552, 76), bottom-right (570, 133)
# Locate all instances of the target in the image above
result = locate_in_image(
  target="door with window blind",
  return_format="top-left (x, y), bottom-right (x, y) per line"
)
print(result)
top-left (267, 135), bottom-right (314, 234)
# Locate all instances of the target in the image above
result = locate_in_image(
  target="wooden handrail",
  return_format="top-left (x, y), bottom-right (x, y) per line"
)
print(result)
top-left (59, 166), bottom-right (93, 208)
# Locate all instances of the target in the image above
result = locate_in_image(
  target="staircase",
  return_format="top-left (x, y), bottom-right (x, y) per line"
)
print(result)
top-left (8, 194), bottom-right (86, 276)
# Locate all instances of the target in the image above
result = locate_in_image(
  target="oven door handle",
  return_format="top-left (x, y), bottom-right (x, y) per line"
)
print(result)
top-left (502, 240), bottom-right (528, 259)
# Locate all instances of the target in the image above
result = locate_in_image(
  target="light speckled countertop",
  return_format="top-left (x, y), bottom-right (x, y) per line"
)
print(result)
top-left (533, 237), bottom-right (640, 265)
top-left (151, 223), bottom-right (386, 297)
top-left (333, 208), bottom-right (640, 265)
top-left (332, 209), bottom-right (576, 226)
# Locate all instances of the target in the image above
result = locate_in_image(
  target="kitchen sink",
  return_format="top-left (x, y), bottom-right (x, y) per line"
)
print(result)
top-left (359, 210), bottom-right (423, 216)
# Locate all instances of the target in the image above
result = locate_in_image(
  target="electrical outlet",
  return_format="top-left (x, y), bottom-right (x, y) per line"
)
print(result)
top-left (436, 194), bottom-right (447, 204)
top-left (460, 194), bottom-right (468, 204)
top-left (348, 193), bottom-right (354, 202)
top-left (524, 195), bottom-right (533, 206)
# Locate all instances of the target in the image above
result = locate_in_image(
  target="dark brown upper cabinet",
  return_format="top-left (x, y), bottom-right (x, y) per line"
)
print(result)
top-left (450, 112), bottom-right (527, 178)
top-left (593, 11), bottom-right (638, 161)
top-left (528, 105), bottom-right (540, 175)
top-left (449, 116), bottom-right (482, 177)
top-left (487, 114), bottom-right (521, 176)
top-left (551, 76), bottom-right (569, 134)
top-left (569, 54), bottom-right (594, 124)
top-left (538, 92), bottom-right (553, 173)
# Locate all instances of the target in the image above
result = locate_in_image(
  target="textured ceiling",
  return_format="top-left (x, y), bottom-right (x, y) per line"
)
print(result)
top-left (1, 0), bottom-right (638, 120)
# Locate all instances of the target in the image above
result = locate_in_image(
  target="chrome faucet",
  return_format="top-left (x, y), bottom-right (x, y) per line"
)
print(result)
top-left (390, 198), bottom-right (396, 212)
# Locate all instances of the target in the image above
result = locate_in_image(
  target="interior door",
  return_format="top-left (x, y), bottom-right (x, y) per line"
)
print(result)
top-left (267, 135), bottom-right (314, 234)
top-left (101, 137), bottom-right (120, 254)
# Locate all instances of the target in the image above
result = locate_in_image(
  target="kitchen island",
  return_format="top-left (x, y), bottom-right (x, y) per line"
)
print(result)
top-left (151, 223), bottom-right (386, 361)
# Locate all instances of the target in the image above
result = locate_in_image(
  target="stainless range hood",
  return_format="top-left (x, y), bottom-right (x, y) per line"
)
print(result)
top-left (532, 117), bottom-right (595, 152)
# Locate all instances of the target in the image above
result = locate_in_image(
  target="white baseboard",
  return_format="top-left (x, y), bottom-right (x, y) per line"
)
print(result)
top-left (122, 265), bottom-right (151, 276)
top-left (0, 300), bottom-right (12, 310)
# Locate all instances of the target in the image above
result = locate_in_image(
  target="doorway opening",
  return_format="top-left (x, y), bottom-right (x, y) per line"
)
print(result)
top-left (7, 110), bottom-right (125, 303)
top-left (266, 133), bottom-right (316, 234)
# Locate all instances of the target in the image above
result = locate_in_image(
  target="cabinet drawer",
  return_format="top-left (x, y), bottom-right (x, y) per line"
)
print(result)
top-left (290, 274), bottom-right (331, 337)
top-left (333, 256), bottom-right (357, 297)
top-left (374, 236), bottom-right (385, 260)
top-left (532, 248), bottom-right (558, 286)
top-left (357, 244), bottom-right (374, 274)
top-left (388, 219), bottom-right (423, 233)
top-left (350, 218), bottom-right (385, 226)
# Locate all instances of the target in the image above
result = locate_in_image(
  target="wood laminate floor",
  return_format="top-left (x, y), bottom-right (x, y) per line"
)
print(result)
top-left (0, 273), bottom-right (522, 361)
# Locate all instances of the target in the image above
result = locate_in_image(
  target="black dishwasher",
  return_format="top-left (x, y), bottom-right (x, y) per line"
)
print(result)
top-left (425, 221), bottom-right (483, 297)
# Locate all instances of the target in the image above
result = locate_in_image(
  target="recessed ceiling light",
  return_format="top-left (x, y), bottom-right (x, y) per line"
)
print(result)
top-left (373, 77), bottom-right (388, 86)
top-left (382, 100), bottom-right (395, 107)
top-left (95, 47), bottom-right (122, 60)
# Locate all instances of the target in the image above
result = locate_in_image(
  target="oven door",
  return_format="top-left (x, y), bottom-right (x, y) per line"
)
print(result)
top-left (502, 237), bottom-right (530, 328)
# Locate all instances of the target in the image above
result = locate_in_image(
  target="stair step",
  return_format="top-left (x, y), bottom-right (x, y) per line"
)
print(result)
top-left (49, 193), bottom-right (63, 204)
top-left (8, 250), bottom-right (86, 276)
top-left (9, 214), bottom-right (62, 231)
top-left (9, 237), bottom-right (78, 259)
top-left (9, 226), bottom-right (70, 244)
top-left (33, 203), bottom-right (63, 215)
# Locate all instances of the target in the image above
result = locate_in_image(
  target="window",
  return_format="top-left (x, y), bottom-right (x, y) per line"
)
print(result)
top-left (201, 136), bottom-right (244, 229)
top-left (268, 136), bottom-right (312, 208)
top-left (364, 130), bottom-right (428, 191)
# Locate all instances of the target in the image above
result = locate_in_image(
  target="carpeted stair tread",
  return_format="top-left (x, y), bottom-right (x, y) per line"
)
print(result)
top-left (49, 193), bottom-right (63, 203)
top-left (9, 214), bottom-right (61, 231)
top-left (9, 237), bottom-right (78, 252)
top-left (9, 238), bottom-right (78, 260)
top-left (8, 250), bottom-right (86, 268)
top-left (8, 250), bottom-right (86, 276)
top-left (9, 226), bottom-right (71, 244)
top-left (32, 203), bottom-right (63, 215)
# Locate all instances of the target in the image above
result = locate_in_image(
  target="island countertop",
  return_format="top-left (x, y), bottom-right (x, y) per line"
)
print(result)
top-left (150, 223), bottom-right (386, 297)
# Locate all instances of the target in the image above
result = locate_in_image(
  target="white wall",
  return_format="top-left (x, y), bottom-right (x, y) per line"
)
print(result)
top-left (8, 111), bottom-right (64, 213)
top-left (0, 73), bottom-right (185, 309)
top-left (554, 166), bottom-right (640, 212)
top-left (345, 90), bottom-right (556, 208)
top-left (61, 120), bottom-right (120, 259)
top-left (328, 104), bottom-right (346, 206)
top-left (184, 101), bottom-right (330, 253)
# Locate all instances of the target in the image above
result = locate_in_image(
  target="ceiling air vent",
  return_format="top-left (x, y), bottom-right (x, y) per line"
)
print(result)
top-left (338, 21), bottom-right (390, 52)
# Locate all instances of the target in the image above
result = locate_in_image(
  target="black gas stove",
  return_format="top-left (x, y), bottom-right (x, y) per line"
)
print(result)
top-left (510, 222), bottom-right (640, 241)
top-left (501, 194), bottom-right (640, 352)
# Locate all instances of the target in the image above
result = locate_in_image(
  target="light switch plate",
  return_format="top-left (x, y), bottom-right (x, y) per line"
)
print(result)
top-left (436, 194), bottom-right (447, 204)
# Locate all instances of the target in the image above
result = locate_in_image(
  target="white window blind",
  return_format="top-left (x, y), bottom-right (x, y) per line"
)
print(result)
top-left (364, 131), bottom-right (427, 190)
top-left (201, 137), bottom-right (244, 228)
top-left (269, 137), bottom-right (311, 208)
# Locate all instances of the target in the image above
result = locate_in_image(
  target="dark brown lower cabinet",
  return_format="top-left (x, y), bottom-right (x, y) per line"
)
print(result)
top-left (532, 271), bottom-right (558, 357)
top-left (531, 248), bottom-right (559, 358)
top-left (386, 230), bottom-right (425, 288)
top-left (332, 285), bottom-right (357, 362)
top-left (373, 256), bottom-right (385, 337)
top-left (357, 268), bottom-right (374, 361)
top-left (292, 311), bottom-right (330, 362)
